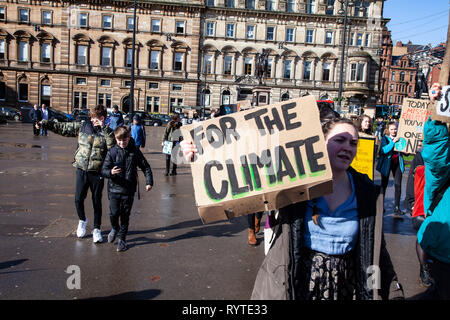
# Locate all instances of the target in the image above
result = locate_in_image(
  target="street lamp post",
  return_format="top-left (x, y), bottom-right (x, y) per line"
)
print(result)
top-left (129, 0), bottom-right (137, 117)
top-left (336, 0), bottom-right (354, 114)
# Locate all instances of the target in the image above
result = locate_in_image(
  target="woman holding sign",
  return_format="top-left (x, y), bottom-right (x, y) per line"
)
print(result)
top-left (181, 116), bottom-right (403, 300)
top-left (376, 121), bottom-right (405, 218)
top-left (162, 114), bottom-right (182, 176)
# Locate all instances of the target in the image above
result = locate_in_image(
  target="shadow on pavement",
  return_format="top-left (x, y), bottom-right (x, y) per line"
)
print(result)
top-left (0, 259), bottom-right (28, 270)
top-left (86, 289), bottom-right (162, 300)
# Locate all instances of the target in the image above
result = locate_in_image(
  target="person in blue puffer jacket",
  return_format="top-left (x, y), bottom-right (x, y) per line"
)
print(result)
top-left (376, 121), bottom-right (405, 218)
top-left (129, 114), bottom-right (146, 149)
top-left (417, 83), bottom-right (450, 299)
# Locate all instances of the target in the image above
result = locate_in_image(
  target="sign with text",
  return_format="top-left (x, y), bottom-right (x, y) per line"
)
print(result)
top-left (433, 85), bottom-right (450, 123)
top-left (394, 98), bottom-right (432, 154)
top-left (180, 96), bottom-right (333, 224)
top-left (351, 137), bottom-right (376, 180)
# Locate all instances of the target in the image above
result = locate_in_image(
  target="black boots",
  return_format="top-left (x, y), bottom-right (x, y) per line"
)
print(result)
top-left (420, 263), bottom-right (434, 287)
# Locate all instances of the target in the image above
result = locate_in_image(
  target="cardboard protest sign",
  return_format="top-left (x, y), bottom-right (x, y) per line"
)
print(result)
top-left (237, 100), bottom-right (251, 111)
top-left (351, 136), bottom-right (376, 180)
top-left (433, 85), bottom-right (450, 123)
top-left (394, 98), bottom-right (432, 154)
top-left (180, 96), bottom-right (333, 224)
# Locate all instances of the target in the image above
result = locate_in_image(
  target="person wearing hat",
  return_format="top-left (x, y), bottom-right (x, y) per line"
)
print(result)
top-left (129, 113), bottom-right (146, 150)
top-left (108, 105), bottom-right (124, 131)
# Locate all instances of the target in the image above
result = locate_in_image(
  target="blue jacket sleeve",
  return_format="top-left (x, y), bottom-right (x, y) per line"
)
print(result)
top-left (421, 119), bottom-right (450, 215)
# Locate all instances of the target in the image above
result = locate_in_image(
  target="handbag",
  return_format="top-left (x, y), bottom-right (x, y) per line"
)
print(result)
top-left (162, 140), bottom-right (172, 155)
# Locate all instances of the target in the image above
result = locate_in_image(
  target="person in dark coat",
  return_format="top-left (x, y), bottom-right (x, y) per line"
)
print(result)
top-left (107, 105), bottom-right (124, 131)
top-left (29, 104), bottom-right (42, 136)
top-left (101, 126), bottom-right (153, 252)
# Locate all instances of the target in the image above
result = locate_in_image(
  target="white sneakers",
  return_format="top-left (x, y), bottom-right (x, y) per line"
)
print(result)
top-left (76, 219), bottom-right (88, 238)
top-left (76, 219), bottom-right (103, 243)
top-left (92, 228), bottom-right (103, 243)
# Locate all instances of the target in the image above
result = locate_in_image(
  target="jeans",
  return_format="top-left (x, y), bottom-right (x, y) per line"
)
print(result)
top-left (75, 168), bottom-right (104, 229)
top-left (109, 193), bottom-right (134, 241)
top-left (381, 160), bottom-right (403, 209)
top-left (165, 143), bottom-right (177, 174)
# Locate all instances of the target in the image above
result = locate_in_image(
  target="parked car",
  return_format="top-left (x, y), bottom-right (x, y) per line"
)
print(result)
top-left (124, 111), bottom-right (163, 126)
top-left (0, 114), bottom-right (7, 124)
top-left (0, 106), bottom-right (22, 121)
top-left (152, 113), bottom-right (171, 125)
top-left (72, 108), bottom-right (90, 122)
top-left (47, 107), bottom-right (71, 122)
top-left (20, 106), bottom-right (34, 123)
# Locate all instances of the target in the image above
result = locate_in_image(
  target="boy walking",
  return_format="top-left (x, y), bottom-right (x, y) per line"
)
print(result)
top-left (101, 126), bottom-right (153, 251)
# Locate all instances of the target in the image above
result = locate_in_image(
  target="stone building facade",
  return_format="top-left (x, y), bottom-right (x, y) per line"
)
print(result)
top-left (0, 0), bottom-right (387, 117)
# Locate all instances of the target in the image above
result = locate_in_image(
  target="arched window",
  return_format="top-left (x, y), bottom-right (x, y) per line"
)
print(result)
top-left (222, 89), bottom-right (231, 105)
top-left (202, 88), bottom-right (211, 107)
top-left (73, 34), bottom-right (90, 66)
top-left (147, 40), bottom-right (163, 70)
top-left (17, 74), bottom-right (29, 102)
top-left (98, 36), bottom-right (116, 67)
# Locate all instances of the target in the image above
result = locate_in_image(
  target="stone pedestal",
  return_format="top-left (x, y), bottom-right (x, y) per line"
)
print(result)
top-left (252, 86), bottom-right (271, 107)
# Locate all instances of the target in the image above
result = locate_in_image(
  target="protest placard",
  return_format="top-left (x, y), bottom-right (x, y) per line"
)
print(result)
top-left (180, 96), bottom-right (333, 224)
top-left (351, 136), bottom-right (376, 180)
top-left (433, 85), bottom-right (450, 123)
top-left (394, 98), bottom-right (432, 154)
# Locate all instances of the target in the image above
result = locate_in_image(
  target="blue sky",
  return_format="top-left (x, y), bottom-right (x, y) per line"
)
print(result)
top-left (383, 0), bottom-right (449, 46)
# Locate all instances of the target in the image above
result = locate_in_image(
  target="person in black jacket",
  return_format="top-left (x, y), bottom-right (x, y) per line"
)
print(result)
top-left (101, 126), bottom-right (153, 252)
top-left (29, 104), bottom-right (42, 136)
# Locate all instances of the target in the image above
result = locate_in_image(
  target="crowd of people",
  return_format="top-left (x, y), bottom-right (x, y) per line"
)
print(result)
top-left (33, 80), bottom-right (448, 300)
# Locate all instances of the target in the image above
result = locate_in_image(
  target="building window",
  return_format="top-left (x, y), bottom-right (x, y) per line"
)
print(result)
top-left (206, 0), bottom-right (215, 6)
top-left (286, 0), bottom-right (295, 12)
top-left (146, 96), bottom-right (160, 113)
top-left (281, 92), bottom-right (290, 101)
top-left (102, 15), bottom-right (112, 29)
top-left (127, 17), bottom-right (135, 31)
top-left (101, 47), bottom-right (112, 66)
top-left (176, 21), bottom-right (185, 34)
top-left (246, 25), bottom-right (255, 40)
top-left (151, 19), bottom-right (161, 33)
top-left (74, 92), bottom-right (88, 109)
top-left (266, 58), bottom-right (273, 78)
top-left (0, 7), bottom-right (5, 20)
top-left (226, 24), bottom-right (235, 38)
top-left (226, 0), bottom-right (235, 8)
top-left (170, 98), bottom-right (183, 111)
top-left (266, 0), bottom-right (276, 11)
top-left (283, 60), bottom-right (292, 79)
top-left (350, 62), bottom-right (365, 81)
top-left (19, 8), bottom-right (29, 23)
top-left (150, 51), bottom-right (159, 70)
top-left (18, 41), bottom-right (28, 62)
top-left (0, 39), bottom-right (5, 59)
top-left (365, 34), bottom-right (370, 47)
top-left (79, 13), bottom-right (88, 28)
top-left (400, 71), bottom-right (405, 82)
top-left (204, 54), bottom-right (212, 74)
top-left (100, 79), bottom-right (111, 86)
top-left (325, 31), bottom-right (333, 44)
top-left (98, 93), bottom-right (112, 109)
top-left (244, 57), bottom-right (252, 75)
top-left (172, 83), bottom-right (183, 91)
top-left (202, 89), bottom-right (211, 107)
top-left (224, 56), bottom-right (232, 75)
top-left (18, 82), bottom-right (28, 101)
top-left (126, 48), bottom-right (133, 68)
top-left (306, 0), bottom-right (315, 14)
top-left (286, 28), bottom-right (294, 42)
top-left (391, 71), bottom-right (395, 81)
top-left (77, 45), bottom-right (87, 65)
top-left (206, 22), bottom-right (214, 36)
top-left (124, 80), bottom-right (131, 87)
top-left (390, 84), bottom-right (393, 91)
top-left (266, 26), bottom-right (275, 41)
top-left (222, 90), bottom-right (231, 105)
top-left (356, 33), bottom-right (363, 46)
top-left (326, 0), bottom-right (335, 15)
top-left (41, 43), bottom-right (51, 63)
top-left (303, 61), bottom-right (312, 80)
top-left (174, 52), bottom-right (183, 71)
top-left (354, 0), bottom-right (369, 17)
top-left (148, 82), bottom-right (158, 89)
top-left (42, 11), bottom-right (52, 25)
top-left (247, 0), bottom-right (255, 9)
top-left (306, 30), bottom-right (314, 43)
top-left (322, 62), bottom-right (331, 81)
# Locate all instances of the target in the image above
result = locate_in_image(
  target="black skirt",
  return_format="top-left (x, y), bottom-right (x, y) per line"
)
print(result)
top-left (297, 247), bottom-right (357, 300)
